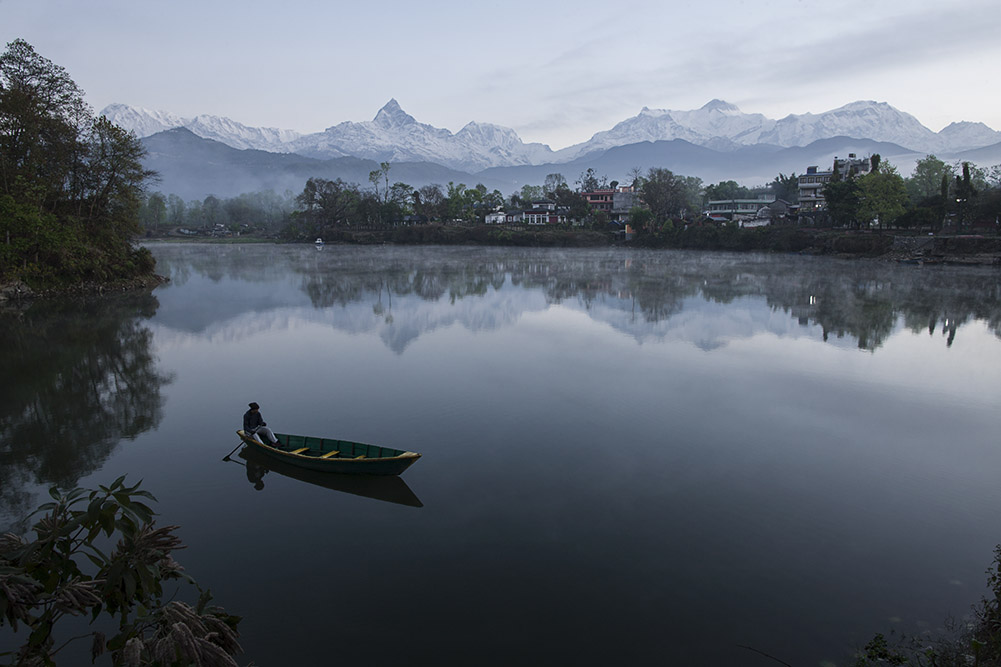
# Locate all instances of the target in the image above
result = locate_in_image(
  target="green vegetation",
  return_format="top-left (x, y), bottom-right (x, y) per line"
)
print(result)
top-left (854, 545), bottom-right (1001, 666)
top-left (824, 155), bottom-right (1001, 232)
top-left (0, 39), bottom-right (156, 289)
top-left (0, 477), bottom-right (241, 666)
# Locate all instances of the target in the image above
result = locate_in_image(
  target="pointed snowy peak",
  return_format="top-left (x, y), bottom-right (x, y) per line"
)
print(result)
top-left (373, 99), bottom-right (417, 129)
top-left (700, 99), bottom-right (741, 114)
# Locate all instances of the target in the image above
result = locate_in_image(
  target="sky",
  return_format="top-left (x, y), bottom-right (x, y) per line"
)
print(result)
top-left (2, 0), bottom-right (1000, 150)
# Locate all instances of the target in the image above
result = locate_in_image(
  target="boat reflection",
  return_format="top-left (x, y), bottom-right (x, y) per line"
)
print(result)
top-left (237, 446), bottom-right (423, 508)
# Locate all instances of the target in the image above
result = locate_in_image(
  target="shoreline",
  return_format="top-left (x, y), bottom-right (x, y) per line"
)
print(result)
top-left (0, 273), bottom-right (169, 303)
top-left (150, 226), bottom-right (1001, 265)
top-left (4, 229), bottom-right (998, 303)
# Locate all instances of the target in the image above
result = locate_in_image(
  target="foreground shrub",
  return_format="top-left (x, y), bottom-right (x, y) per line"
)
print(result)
top-left (0, 477), bottom-right (242, 666)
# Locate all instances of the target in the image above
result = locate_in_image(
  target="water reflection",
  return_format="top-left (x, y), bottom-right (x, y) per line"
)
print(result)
top-left (0, 293), bottom-right (171, 525)
top-left (234, 446), bottom-right (423, 507)
top-left (150, 244), bottom-right (1001, 352)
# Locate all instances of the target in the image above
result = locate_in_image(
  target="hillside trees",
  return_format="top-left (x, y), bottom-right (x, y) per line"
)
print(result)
top-left (0, 38), bottom-right (155, 285)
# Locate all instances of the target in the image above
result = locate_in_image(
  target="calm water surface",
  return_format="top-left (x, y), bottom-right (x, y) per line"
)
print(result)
top-left (3, 243), bottom-right (1000, 666)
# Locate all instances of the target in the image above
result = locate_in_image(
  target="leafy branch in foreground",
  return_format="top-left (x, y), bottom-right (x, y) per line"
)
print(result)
top-left (0, 476), bottom-right (242, 666)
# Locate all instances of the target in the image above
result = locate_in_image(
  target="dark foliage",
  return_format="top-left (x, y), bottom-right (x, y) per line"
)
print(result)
top-left (0, 39), bottom-right (155, 288)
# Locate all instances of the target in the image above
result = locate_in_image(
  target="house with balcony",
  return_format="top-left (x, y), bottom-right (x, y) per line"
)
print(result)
top-left (581, 189), bottom-right (615, 214)
top-left (798, 154), bottom-right (871, 212)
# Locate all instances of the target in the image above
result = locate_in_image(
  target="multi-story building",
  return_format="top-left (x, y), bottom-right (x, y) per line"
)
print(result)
top-left (581, 189), bottom-right (615, 214)
top-left (706, 196), bottom-right (776, 220)
top-left (611, 187), bottom-right (641, 222)
top-left (798, 153), bottom-right (871, 212)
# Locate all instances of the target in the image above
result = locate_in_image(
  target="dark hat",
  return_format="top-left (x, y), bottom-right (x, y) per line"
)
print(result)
top-left (248, 402), bottom-right (260, 410)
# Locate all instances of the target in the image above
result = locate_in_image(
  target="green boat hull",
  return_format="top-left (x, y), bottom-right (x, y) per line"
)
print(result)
top-left (236, 430), bottom-right (421, 476)
top-left (238, 446), bottom-right (423, 506)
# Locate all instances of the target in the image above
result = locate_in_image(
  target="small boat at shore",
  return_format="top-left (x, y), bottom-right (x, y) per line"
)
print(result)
top-left (236, 430), bottom-right (421, 476)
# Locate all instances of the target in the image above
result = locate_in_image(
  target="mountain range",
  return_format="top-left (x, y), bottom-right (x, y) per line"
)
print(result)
top-left (104, 99), bottom-right (1001, 200)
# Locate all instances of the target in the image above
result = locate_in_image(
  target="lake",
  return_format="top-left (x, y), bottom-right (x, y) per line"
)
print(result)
top-left (2, 243), bottom-right (1000, 666)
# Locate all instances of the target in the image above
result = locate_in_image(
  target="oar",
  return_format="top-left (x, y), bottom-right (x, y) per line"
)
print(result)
top-left (222, 441), bottom-right (245, 462)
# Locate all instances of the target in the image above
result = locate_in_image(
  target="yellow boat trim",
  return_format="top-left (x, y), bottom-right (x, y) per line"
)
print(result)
top-left (288, 447), bottom-right (309, 455)
top-left (320, 450), bottom-right (340, 459)
top-left (354, 455), bottom-right (366, 459)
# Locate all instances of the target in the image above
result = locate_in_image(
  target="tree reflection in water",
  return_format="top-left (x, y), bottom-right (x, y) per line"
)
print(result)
top-left (0, 292), bottom-right (171, 526)
top-left (292, 249), bottom-right (1001, 352)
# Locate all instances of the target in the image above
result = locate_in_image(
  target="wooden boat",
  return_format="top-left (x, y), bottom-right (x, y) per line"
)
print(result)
top-left (236, 430), bottom-right (420, 476)
top-left (238, 446), bottom-right (423, 507)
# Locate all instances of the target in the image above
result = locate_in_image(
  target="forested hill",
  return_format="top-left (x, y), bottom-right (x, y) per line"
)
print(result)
top-left (0, 38), bottom-right (157, 291)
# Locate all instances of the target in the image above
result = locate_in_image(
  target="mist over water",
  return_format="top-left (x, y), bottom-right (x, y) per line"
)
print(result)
top-left (2, 243), bottom-right (999, 665)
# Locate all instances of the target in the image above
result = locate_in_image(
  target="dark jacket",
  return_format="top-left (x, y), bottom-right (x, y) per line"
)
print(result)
top-left (243, 409), bottom-right (265, 433)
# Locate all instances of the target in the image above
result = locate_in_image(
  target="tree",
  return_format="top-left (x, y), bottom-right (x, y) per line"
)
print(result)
top-left (166, 193), bottom-right (185, 227)
top-left (769, 173), bottom-right (799, 202)
top-left (543, 173), bottom-right (567, 199)
top-left (552, 184), bottom-right (590, 222)
top-left (869, 153), bottom-right (882, 174)
top-left (627, 167), bottom-right (645, 189)
top-left (908, 154), bottom-right (954, 202)
top-left (0, 477), bottom-right (242, 666)
top-left (412, 184), bottom-right (444, 222)
top-left (295, 177), bottom-right (359, 231)
top-left (641, 168), bottom-right (701, 223)
top-left (628, 206), bottom-right (654, 233)
top-left (954, 161), bottom-right (978, 230)
top-left (704, 180), bottom-right (751, 205)
top-left (824, 178), bottom-right (861, 227)
top-left (518, 184), bottom-right (544, 205)
top-left (857, 169), bottom-right (908, 229)
top-left (576, 168), bottom-right (606, 192)
top-left (0, 38), bottom-right (88, 207)
top-left (144, 192), bottom-right (166, 232)
top-left (0, 39), bottom-right (155, 286)
top-left (445, 182), bottom-right (469, 221)
top-left (367, 161), bottom-right (392, 226)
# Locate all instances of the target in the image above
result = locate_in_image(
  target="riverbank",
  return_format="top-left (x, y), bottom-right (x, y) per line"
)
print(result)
top-left (293, 225), bottom-right (1001, 265)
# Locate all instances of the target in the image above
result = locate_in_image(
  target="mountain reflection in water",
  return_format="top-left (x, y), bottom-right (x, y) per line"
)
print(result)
top-left (151, 244), bottom-right (1001, 353)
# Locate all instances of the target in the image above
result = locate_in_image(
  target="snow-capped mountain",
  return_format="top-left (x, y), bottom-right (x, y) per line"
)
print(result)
top-left (100, 104), bottom-right (301, 152)
top-left (937, 121), bottom-right (1001, 153)
top-left (104, 99), bottom-right (1000, 173)
top-left (556, 99), bottom-right (776, 158)
top-left (184, 115), bottom-right (301, 152)
top-left (757, 101), bottom-right (939, 151)
top-left (558, 100), bottom-right (1001, 159)
top-left (289, 99), bottom-right (556, 171)
top-left (100, 103), bottom-right (188, 138)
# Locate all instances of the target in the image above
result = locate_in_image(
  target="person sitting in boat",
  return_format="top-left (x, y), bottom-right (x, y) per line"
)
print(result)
top-left (244, 402), bottom-right (280, 448)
